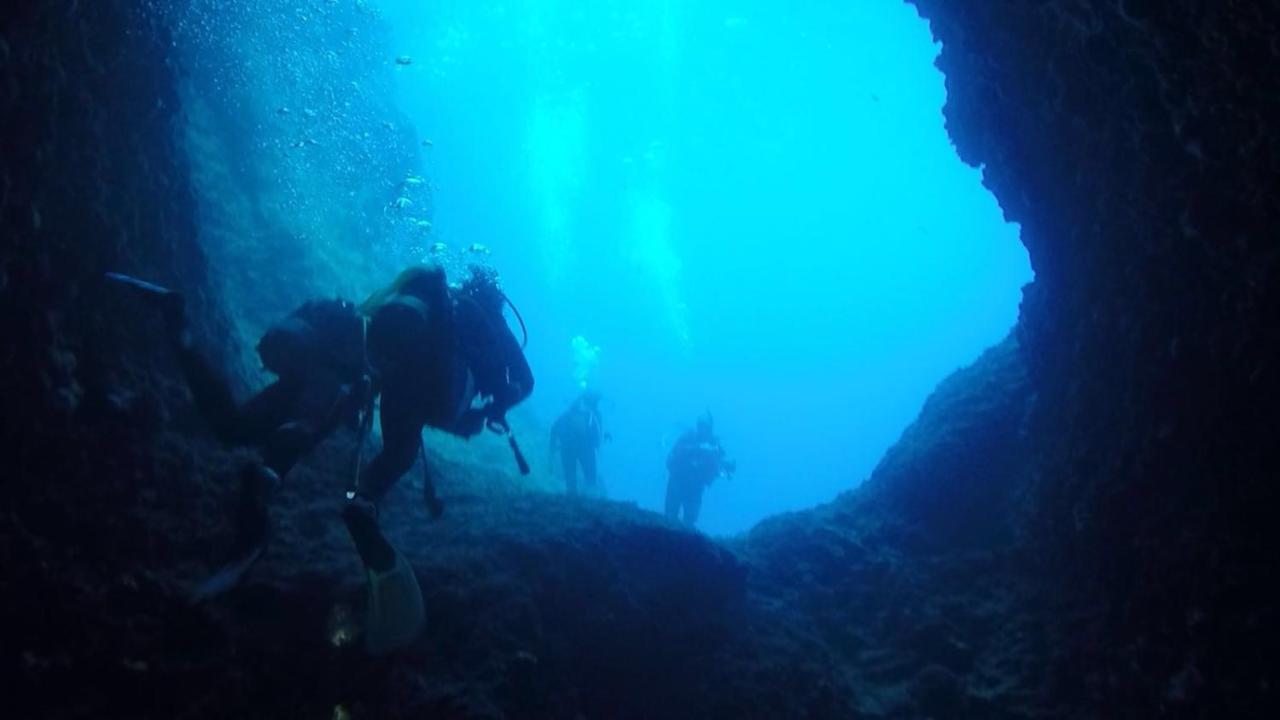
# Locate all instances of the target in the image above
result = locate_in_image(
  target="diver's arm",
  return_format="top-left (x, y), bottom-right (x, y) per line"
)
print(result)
top-left (716, 443), bottom-right (735, 477)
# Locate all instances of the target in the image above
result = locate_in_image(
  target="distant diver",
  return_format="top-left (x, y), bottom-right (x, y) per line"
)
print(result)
top-left (664, 412), bottom-right (735, 527)
top-left (549, 389), bottom-right (607, 496)
top-left (106, 263), bottom-right (534, 653)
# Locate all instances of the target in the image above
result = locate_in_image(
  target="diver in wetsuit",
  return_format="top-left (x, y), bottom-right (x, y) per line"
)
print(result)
top-left (112, 277), bottom-right (369, 597)
top-left (343, 264), bottom-right (534, 652)
top-left (344, 264), bottom-right (535, 516)
top-left (664, 413), bottom-right (735, 527)
top-left (108, 264), bottom-right (533, 650)
top-left (549, 390), bottom-right (605, 496)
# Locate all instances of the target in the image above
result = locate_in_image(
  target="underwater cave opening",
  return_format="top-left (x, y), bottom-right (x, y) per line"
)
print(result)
top-left (377, 0), bottom-right (1034, 534)
top-left (170, 0), bottom-right (1033, 535)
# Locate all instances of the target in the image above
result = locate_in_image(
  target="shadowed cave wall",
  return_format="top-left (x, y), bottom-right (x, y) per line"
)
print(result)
top-left (906, 0), bottom-right (1280, 712)
top-left (2, 1), bottom-right (1278, 718)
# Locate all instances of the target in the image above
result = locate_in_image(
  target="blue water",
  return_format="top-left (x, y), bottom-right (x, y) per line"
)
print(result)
top-left (173, 0), bottom-right (1031, 535)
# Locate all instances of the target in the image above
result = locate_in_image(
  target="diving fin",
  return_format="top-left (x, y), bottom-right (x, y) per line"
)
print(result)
top-left (104, 271), bottom-right (186, 334)
top-left (343, 498), bottom-right (426, 654)
top-left (362, 547), bottom-right (426, 655)
top-left (190, 543), bottom-right (266, 603)
top-left (190, 464), bottom-right (277, 603)
top-left (104, 272), bottom-right (177, 297)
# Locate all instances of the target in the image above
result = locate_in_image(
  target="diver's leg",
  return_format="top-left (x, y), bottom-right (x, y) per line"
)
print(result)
top-left (562, 447), bottom-right (578, 495)
top-left (201, 379), bottom-right (312, 598)
top-left (343, 496), bottom-right (425, 656)
top-left (664, 475), bottom-right (680, 520)
top-left (581, 448), bottom-right (598, 488)
top-left (176, 342), bottom-right (303, 449)
top-left (422, 457), bottom-right (444, 519)
top-left (359, 390), bottom-right (423, 504)
top-left (344, 391), bottom-right (428, 653)
top-left (179, 371), bottom-right (306, 602)
top-left (191, 461), bottom-right (280, 601)
top-left (173, 345), bottom-right (244, 441)
top-left (237, 380), bottom-right (308, 455)
top-left (684, 484), bottom-right (703, 526)
top-left (228, 461), bottom-right (279, 557)
top-left (254, 376), bottom-right (347, 478)
top-left (211, 396), bottom-right (325, 594)
top-left (342, 497), bottom-right (396, 573)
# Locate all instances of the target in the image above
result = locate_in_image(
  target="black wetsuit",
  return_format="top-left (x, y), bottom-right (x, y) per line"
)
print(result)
top-left (356, 290), bottom-right (534, 503)
top-left (177, 298), bottom-right (365, 477)
top-left (550, 400), bottom-right (603, 495)
top-left (664, 429), bottom-right (727, 526)
top-left (178, 289), bottom-right (532, 569)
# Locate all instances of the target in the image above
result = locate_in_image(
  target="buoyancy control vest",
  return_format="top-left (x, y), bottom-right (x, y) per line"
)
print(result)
top-left (257, 299), bottom-right (364, 381)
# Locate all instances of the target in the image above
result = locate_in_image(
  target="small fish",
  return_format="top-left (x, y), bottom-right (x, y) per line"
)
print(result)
top-left (404, 175), bottom-right (424, 187)
top-left (468, 243), bottom-right (490, 255)
top-left (414, 219), bottom-right (433, 232)
top-left (421, 138), bottom-right (434, 148)
top-left (430, 242), bottom-right (447, 254)
top-left (276, 106), bottom-right (290, 115)
top-left (392, 197), bottom-right (412, 209)
top-left (395, 55), bottom-right (413, 66)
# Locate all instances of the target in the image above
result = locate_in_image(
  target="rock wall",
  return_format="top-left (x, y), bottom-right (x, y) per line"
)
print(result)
top-left (1, 2), bottom-right (245, 714)
top-left (745, 337), bottom-right (1043, 718)
top-left (4, 1), bottom-right (1279, 718)
top-left (903, 0), bottom-right (1280, 714)
top-left (1, 1), bottom-right (233, 428)
top-left (167, 0), bottom-right (431, 361)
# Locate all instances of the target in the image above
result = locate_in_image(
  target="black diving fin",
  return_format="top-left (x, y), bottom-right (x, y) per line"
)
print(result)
top-left (104, 271), bottom-right (186, 332)
top-left (190, 544), bottom-right (267, 602)
top-left (189, 464), bottom-right (278, 602)
top-left (104, 271), bottom-right (176, 297)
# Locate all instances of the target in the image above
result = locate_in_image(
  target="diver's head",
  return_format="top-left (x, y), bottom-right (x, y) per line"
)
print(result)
top-left (460, 264), bottom-right (504, 315)
top-left (696, 411), bottom-right (714, 437)
top-left (365, 265), bottom-right (449, 375)
top-left (361, 264), bottom-right (448, 315)
top-left (397, 264), bottom-right (450, 309)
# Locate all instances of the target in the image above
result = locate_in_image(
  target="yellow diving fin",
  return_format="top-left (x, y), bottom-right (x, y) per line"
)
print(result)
top-left (362, 546), bottom-right (426, 655)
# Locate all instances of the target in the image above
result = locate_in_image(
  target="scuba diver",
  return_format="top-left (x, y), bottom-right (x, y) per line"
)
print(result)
top-left (548, 390), bottom-right (607, 496)
top-left (106, 263), bottom-right (533, 653)
top-left (664, 412), bottom-right (735, 527)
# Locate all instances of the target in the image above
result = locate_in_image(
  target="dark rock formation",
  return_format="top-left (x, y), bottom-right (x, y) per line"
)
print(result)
top-left (745, 337), bottom-right (1043, 718)
top-left (3, 1), bottom-right (1278, 718)
top-left (906, 1), bottom-right (1280, 715)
